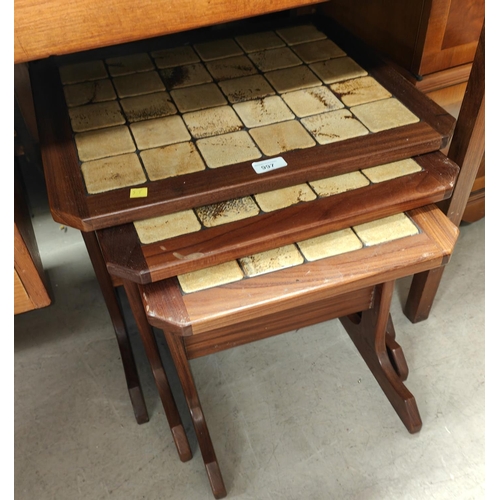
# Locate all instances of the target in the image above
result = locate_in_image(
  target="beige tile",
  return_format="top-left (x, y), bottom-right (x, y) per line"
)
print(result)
top-left (330, 76), bottom-right (392, 107)
top-left (276, 25), bottom-right (327, 45)
top-left (254, 183), bottom-right (316, 212)
top-left (159, 63), bottom-right (212, 90)
top-left (249, 120), bottom-right (315, 156)
top-left (301, 109), bottom-right (369, 145)
top-left (120, 92), bottom-right (177, 122)
top-left (140, 142), bottom-right (206, 181)
top-left (68, 101), bottom-right (125, 132)
top-left (206, 55), bottom-right (258, 81)
top-left (291, 39), bottom-right (346, 63)
top-left (239, 244), bottom-right (304, 277)
top-left (265, 66), bottom-right (322, 93)
top-left (59, 60), bottom-right (108, 84)
top-left (235, 31), bottom-right (286, 53)
top-left (350, 97), bottom-right (420, 132)
top-left (194, 38), bottom-right (243, 61)
top-left (196, 131), bottom-right (261, 168)
top-left (170, 83), bottom-right (227, 113)
top-left (281, 86), bottom-right (344, 117)
top-left (130, 115), bottom-right (191, 150)
top-left (152, 45), bottom-right (200, 68)
top-left (81, 153), bottom-right (146, 194)
top-left (183, 106), bottom-right (243, 139)
top-left (178, 260), bottom-right (244, 294)
top-left (196, 196), bottom-right (260, 227)
top-left (113, 71), bottom-right (165, 98)
top-left (218, 75), bottom-right (275, 103)
top-left (362, 158), bottom-right (422, 183)
top-left (75, 125), bottom-right (136, 162)
top-left (309, 171), bottom-right (370, 197)
top-left (297, 228), bottom-right (362, 261)
top-left (63, 79), bottom-right (116, 107)
top-left (133, 209), bottom-right (201, 244)
top-left (233, 96), bottom-right (294, 128)
top-left (105, 53), bottom-right (154, 76)
top-left (248, 47), bottom-right (302, 72)
top-left (353, 213), bottom-right (419, 246)
top-left (309, 57), bottom-right (367, 84)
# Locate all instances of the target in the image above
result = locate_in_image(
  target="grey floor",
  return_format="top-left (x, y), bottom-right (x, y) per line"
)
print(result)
top-left (14, 163), bottom-right (486, 499)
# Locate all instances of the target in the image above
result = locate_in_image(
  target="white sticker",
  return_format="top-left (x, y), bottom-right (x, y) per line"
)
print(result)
top-left (252, 157), bottom-right (288, 174)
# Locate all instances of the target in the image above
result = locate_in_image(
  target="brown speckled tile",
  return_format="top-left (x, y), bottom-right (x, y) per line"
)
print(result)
top-left (281, 86), bottom-right (343, 117)
top-left (63, 79), bottom-right (116, 107)
top-left (159, 63), bottom-right (212, 90)
top-left (233, 96), bottom-right (294, 128)
top-left (301, 109), bottom-right (369, 145)
top-left (218, 75), bottom-right (275, 103)
top-left (130, 115), bottom-right (190, 150)
top-left (362, 158), bottom-right (422, 183)
top-left (183, 106), bottom-right (243, 139)
top-left (194, 38), bottom-right (243, 61)
top-left (140, 142), bottom-right (206, 181)
top-left (113, 71), bottom-right (165, 98)
top-left (235, 31), bottom-right (286, 53)
top-left (292, 40), bottom-right (346, 64)
top-left (133, 209), bottom-right (201, 244)
top-left (81, 153), bottom-right (146, 194)
top-left (254, 183), bottom-right (316, 212)
top-left (309, 57), bottom-right (367, 84)
top-left (249, 120), bottom-right (315, 156)
top-left (196, 131), bottom-right (261, 168)
top-left (196, 196), bottom-right (260, 227)
top-left (265, 65), bottom-right (321, 93)
top-left (151, 45), bottom-right (200, 68)
top-left (205, 55), bottom-right (258, 81)
top-left (59, 60), bottom-right (108, 84)
top-left (120, 92), bottom-right (177, 123)
top-left (170, 83), bottom-right (227, 113)
top-left (178, 261), bottom-right (244, 294)
top-left (350, 98), bottom-right (419, 132)
top-left (297, 228), bottom-right (362, 261)
top-left (239, 244), bottom-right (304, 277)
top-left (309, 171), bottom-right (370, 197)
top-left (330, 76), bottom-right (392, 107)
top-left (68, 101), bottom-right (125, 132)
top-left (105, 53), bottom-right (154, 76)
top-left (276, 25), bottom-right (327, 45)
top-left (354, 213), bottom-right (419, 246)
top-left (248, 47), bottom-right (302, 72)
top-left (75, 125), bottom-right (136, 162)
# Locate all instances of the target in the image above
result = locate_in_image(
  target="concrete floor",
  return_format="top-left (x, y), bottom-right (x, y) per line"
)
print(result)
top-left (14, 163), bottom-right (486, 499)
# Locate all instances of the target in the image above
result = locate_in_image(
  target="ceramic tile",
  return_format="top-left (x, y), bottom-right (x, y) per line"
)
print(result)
top-left (309, 171), bottom-right (370, 197)
top-left (353, 212), bottom-right (419, 246)
top-left (74, 125), bottom-right (136, 162)
top-left (281, 86), bottom-right (344, 117)
top-left (151, 45), bottom-right (200, 68)
top-left (195, 196), bottom-right (260, 227)
top-left (133, 209), bottom-right (201, 244)
top-left (248, 47), bottom-right (302, 72)
top-left (194, 38), bottom-right (243, 61)
top-left (130, 115), bottom-right (191, 150)
top-left (196, 131), bottom-right (261, 168)
top-left (105, 53), bottom-right (154, 76)
top-left (159, 63), bottom-right (212, 90)
top-left (233, 96), bottom-right (294, 128)
top-left (218, 75), bottom-right (276, 103)
top-left (265, 65), bottom-right (321, 93)
top-left (362, 158), bottom-right (422, 183)
top-left (276, 25), bottom-right (327, 45)
top-left (183, 105), bottom-right (243, 139)
top-left (59, 60), bottom-right (108, 84)
top-left (239, 244), bottom-right (304, 277)
top-left (309, 57), bottom-right (367, 84)
top-left (351, 98), bottom-right (420, 132)
top-left (68, 101), bottom-right (125, 132)
top-left (301, 109), bottom-right (369, 145)
top-left (178, 260), bottom-right (244, 294)
top-left (140, 141), bottom-right (206, 181)
top-left (205, 55), bottom-right (258, 81)
top-left (291, 39), bottom-right (346, 63)
top-left (254, 183), bottom-right (316, 212)
top-left (330, 76), bottom-right (392, 107)
top-left (170, 83), bottom-right (227, 113)
top-left (81, 153), bottom-right (146, 194)
top-left (63, 79), bottom-right (116, 107)
top-left (119, 92), bottom-right (177, 123)
top-left (235, 31), bottom-right (286, 53)
top-left (297, 228), bottom-right (362, 261)
top-left (249, 120), bottom-right (315, 156)
top-left (112, 71), bottom-right (165, 98)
